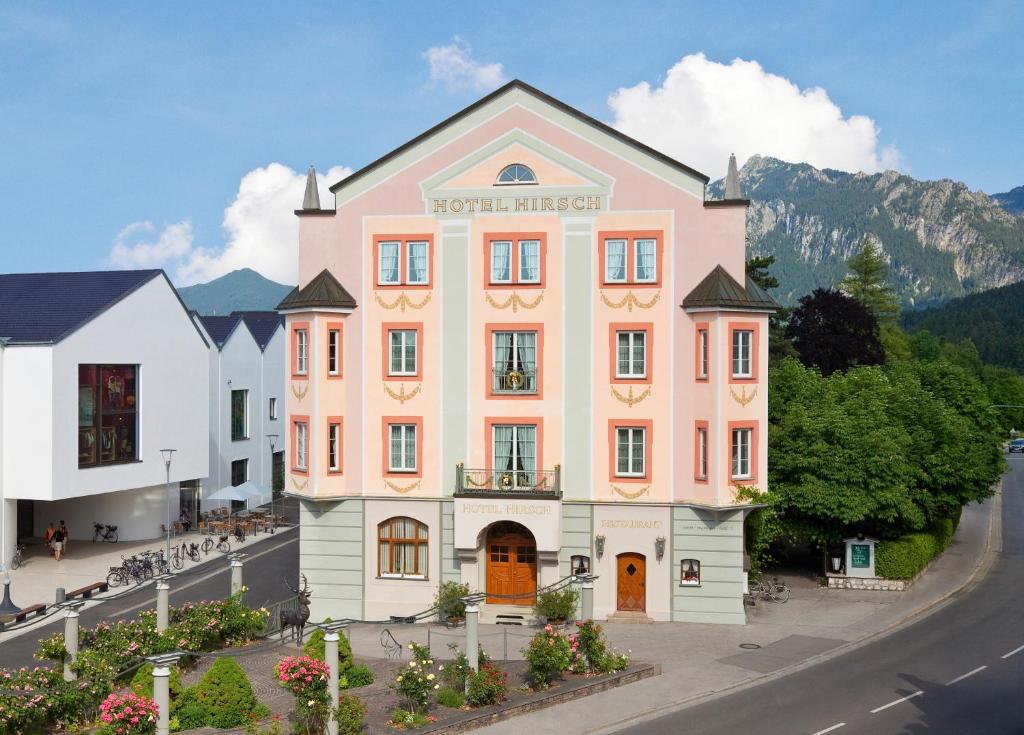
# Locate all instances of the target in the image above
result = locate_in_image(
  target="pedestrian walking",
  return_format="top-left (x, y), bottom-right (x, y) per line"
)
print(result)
top-left (44, 521), bottom-right (56, 556)
top-left (52, 524), bottom-right (65, 562)
top-left (59, 520), bottom-right (69, 553)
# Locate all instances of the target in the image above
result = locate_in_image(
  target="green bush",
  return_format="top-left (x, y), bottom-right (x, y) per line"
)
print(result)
top-left (434, 581), bottom-right (471, 621)
top-left (875, 512), bottom-right (963, 580)
top-left (390, 708), bottom-right (430, 729)
top-left (303, 622), bottom-right (354, 671)
top-left (523, 626), bottom-right (572, 688)
top-left (533, 586), bottom-right (580, 623)
top-left (343, 664), bottom-right (374, 688)
top-left (440, 642), bottom-right (491, 690)
top-left (172, 689), bottom-right (207, 731)
top-left (465, 662), bottom-right (508, 706)
top-left (436, 687), bottom-right (465, 709)
top-left (130, 662), bottom-right (183, 701)
top-left (333, 695), bottom-right (366, 735)
top-left (189, 657), bottom-right (269, 728)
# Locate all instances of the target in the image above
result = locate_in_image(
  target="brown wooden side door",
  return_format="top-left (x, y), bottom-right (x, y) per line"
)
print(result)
top-left (616, 552), bottom-right (646, 612)
top-left (487, 533), bottom-right (537, 605)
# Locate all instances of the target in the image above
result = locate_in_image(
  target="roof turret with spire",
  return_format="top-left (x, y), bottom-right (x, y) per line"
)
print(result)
top-left (296, 166), bottom-right (334, 216)
top-left (704, 152), bottom-right (750, 208)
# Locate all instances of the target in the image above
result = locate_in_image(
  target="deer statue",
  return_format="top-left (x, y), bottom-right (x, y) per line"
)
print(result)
top-left (280, 573), bottom-right (312, 642)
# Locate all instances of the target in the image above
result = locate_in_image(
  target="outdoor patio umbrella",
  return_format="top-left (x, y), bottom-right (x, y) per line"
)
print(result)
top-left (205, 485), bottom-right (252, 530)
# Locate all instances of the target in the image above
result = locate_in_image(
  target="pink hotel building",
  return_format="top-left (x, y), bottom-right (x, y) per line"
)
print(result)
top-left (278, 81), bottom-right (777, 625)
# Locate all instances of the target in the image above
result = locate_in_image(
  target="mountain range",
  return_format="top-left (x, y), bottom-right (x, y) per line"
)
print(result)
top-left (993, 185), bottom-right (1024, 214)
top-left (710, 156), bottom-right (1024, 307)
top-left (177, 268), bottom-right (293, 315)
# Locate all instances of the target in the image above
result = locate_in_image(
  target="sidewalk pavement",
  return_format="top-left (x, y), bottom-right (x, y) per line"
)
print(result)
top-left (343, 490), bottom-right (998, 735)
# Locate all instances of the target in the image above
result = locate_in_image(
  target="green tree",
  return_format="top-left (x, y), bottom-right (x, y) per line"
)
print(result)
top-left (746, 255), bottom-right (780, 291)
top-left (841, 238), bottom-right (900, 323)
top-left (745, 255), bottom-right (798, 365)
top-left (785, 289), bottom-right (885, 376)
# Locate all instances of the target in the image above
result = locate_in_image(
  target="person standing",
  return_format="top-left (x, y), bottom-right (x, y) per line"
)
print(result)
top-left (59, 521), bottom-right (69, 554)
top-left (44, 521), bottom-right (56, 557)
top-left (52, 523), bottom-right (65, 562)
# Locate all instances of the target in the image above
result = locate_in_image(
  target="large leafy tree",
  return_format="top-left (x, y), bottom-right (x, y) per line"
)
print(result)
top-left (785, 288), bottom-right (885, 376)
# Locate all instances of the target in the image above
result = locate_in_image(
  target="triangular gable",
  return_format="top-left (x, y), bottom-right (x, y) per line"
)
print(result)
top-left (432, 140), bottom-right (597, 191)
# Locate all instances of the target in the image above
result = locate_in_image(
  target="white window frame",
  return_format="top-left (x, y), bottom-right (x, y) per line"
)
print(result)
top-left (377, 240), bottom-right (401, 285)
top-left (328, 423), bottom-right (341, 472)
top-left (328, 329), bottom-right (340, 376)
top-left (732, 329), bottom-right (753, 378)
top-left (295, 329), bottom-right (308, 375)
top-left (517, 239), bottom-right (541, 284)
top-left (295, 422), bottom-right (308, 471)
top-left (616, 330), bottom-right (647, 379)
top-left (615, 427), bottom-right (646, 478)
top-left (699, 329), bottom-right (709, 379)
top-left (633, 238), bottom-right (657, 283)
top-left (389, 424), bottom-right (417, 473)
top-left (604, 238), bottom-right (628, 283)
top-left (269, 396), bottom-right (278, 421)
top-left (489, 240), bottom-right (513, 284)
top-left (731, 428), bottom-right (752, 480)
top-left (697, 427), bottom-right (708, 480)
top-left (406, 240), bottom-right (429, 285)
top-left (389, 329), bottom-right (418, 376)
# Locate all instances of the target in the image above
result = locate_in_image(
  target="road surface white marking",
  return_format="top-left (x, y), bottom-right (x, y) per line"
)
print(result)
top-left (811, 723), bottom-right (846, 734)
top-left (945, 665), bottom-right (987, 685)
top-left (870, 691), bottom-right (923, 713)
top-left (1002, 644), bottom-right (1024, 659)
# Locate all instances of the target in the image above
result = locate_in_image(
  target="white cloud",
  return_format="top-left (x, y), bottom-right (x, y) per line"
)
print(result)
top-left (109, 163), bottom-right (350, 286)
top-left (422, 36), bottom-right (506, 93)
top-left (607, 53), bottom-right (902, 178)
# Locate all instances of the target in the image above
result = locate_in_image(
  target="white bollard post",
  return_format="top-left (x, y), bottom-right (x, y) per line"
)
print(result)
top-left (324, 631), bottom-right (340, 735)
top-left (63, 607), bottom-right (80, 682)
top-left (156, 579), bottom-right (170, 632)
top-left (465, 603), bottom-right (479, 696)
top-left (230, 558), bottom-right (243, 597)
top-left (153, 664), bottom-right (170, 735)
top-left (581, 581), bottom-right (594, 621)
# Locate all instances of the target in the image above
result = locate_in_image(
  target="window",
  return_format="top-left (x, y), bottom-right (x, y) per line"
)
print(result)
top-left (615, 427), bottom-right (646, 477)
top-left (293, 420), bottom-right (308, 472)
top-left (328, 421), bottom-right (342, 473)
top-left (495, 163), bottom-right (537, 185)
top-left (378, 517), bottom-right (428, 577)
top-left (389, 329), bottom-right (418, 376)
top-left (571, 555), bottom-right (591, 576)
top-left (78, 364), bottom-right (138, 468)
top-left (327, 328), bottom-right (340, 376)
top-left (389, 424), bottom-right (417, 472)
top-left (230, 458), bottom-right (248, 486)
top-left (732, 329), bottom-right (753, 378)
top-left (680, 559), bottom-right (701, 587)
top-left (695, 424), bottom-right (708, 481)
top-left (731, 427), bottom-right (752, 480)
top-left (697, 327), bottom-right (709, 380)
top-left (294, 328), bottom-right (308, 376)
top-left (616, 331), bottom-right (646, 379)
top-left (269, 397), bottom-right (278, 421)
top-left (492, 330), bottom-right (538, 394)
top-left (601, 232), bottom-right (662, 286)
top-left (231, 389), bottom-right (248, 441)
top-left (492, 424), bottom-right (537, 487)
top-left (375, 236), bottom-right (432, 287)
top-left (488, 238), bottom-right (541, 284)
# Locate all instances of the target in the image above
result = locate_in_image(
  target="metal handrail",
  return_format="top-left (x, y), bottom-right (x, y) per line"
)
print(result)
top-left (455, 465), bottom-right (561, 495)
top-left (491, 365), bottom-right (538, 393)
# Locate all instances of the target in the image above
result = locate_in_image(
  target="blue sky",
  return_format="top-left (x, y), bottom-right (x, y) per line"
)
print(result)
top-left (1, 2), bottom-right (1021, 284)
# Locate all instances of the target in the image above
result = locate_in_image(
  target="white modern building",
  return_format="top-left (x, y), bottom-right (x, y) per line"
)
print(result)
top-left (193, 311), bottom-right (285, 513)
top-left (0, 270), bottom-right (209, 565)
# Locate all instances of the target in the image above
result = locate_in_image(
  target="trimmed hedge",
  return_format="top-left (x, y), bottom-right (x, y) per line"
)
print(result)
top-left (875, 509), bottom-right (963, 580)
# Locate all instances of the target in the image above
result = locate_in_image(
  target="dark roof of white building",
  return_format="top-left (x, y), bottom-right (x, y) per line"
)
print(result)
top-left (196, 311), bottom-right (283, 351)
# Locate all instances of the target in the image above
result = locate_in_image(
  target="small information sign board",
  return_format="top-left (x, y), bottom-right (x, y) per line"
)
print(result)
top-left (844, 537), bottom-right (877, 578)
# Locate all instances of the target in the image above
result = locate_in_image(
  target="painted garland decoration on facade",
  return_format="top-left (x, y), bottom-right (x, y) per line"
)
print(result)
top-left (611, 484), bottom-right (650, 499)
top-left (375, 292), bottom-right (432, 312)
top-left (599, 290), bottom-right (660, 311)
top-left (385, 478), bottom-right (421, 494)
top-left (290, 382), bottom-right (309, 401)
top-left (384, 383), bottom-right (422, 404)
top-left (729, 385), bottom-right (757, 406)
top-left (611, 384), bottom-right (651, 407)
top-left (290, 475), bottom-right (309, 491)
top-left (484, 291), bottom-right (544, 312)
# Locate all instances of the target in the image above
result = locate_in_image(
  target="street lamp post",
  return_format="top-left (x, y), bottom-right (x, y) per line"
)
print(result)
top-left (0, 563), bottom-right (18, 621)
top-left (267, 434), bottom-right (279, 533)
top-left (160, 449), bottom-right (177, 570)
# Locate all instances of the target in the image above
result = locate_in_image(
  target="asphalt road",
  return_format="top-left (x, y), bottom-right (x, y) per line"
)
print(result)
top-left (0, 516), bottom-right (299, 668)
top-left (618, 454), bottom-right (1024, 735)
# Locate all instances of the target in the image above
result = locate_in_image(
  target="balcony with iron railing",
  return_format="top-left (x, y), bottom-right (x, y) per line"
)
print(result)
top-left (454, 463), bottom-right (561, 498)
top-left (491, 365), bottom-right (538, 394)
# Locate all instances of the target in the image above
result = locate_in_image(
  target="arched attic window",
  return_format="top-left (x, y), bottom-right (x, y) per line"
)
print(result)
top-left (495, 163), bottom-right (537, 185)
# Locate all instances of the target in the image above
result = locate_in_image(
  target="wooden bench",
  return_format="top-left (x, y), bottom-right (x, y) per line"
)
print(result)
top-left (12, 603), bottom-right (46, 623)
top-left (67, 581), bottom-right (108, 599)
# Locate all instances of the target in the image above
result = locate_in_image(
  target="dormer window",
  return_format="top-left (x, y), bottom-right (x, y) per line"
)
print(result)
top-left (496, 164), bottom-right (537, 185)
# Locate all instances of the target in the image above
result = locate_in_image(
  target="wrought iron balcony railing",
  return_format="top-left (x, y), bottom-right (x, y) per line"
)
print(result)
top-left (455, 464), bottom-right (561, 497)
top-left (491, 365), bottom-right (538, 394)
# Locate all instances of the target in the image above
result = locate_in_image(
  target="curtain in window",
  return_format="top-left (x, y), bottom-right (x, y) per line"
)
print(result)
top-left (515, 332), bottom-right (536, 371)
top-left (606, 240), bottom-right (626, 281)
top-left (516, 426), bottom-right (536, 484)
top-left (407, 241), bottom-right (428, 284)
top-left (635, 239), bottom-right (656, 281)
top-left (390, 425), bottom-right (403, 469)
top-left (630, 429), bottom-right (644, 474)
top-left (633, 333), bottom-right (645, 375)
top-left (380, 244), bottom-right (399, 284)
top-left (732, 331), bottom-right (751, 375)
top-left (494, 332), bottom-right (512, 372)
top-left (494, 426), bottom-right (514, 478)
top-left (379, 539), bottom-right (391, 574)
top-left (616, 429), bottom-right (630, 474)
top-left (404, 426), bottom-right (416, 470)
top-left (617, 333), bottom-right (631, 375)
top-left (390, 331), bottom-right (403, 374)
top-left (519, 240), bottom-right (539, 281)
top-left (297, 424), bottom-right (307, 468)
top-left (491, 241), bottom-right (511, 281)
top-left (731, 430), bottom-right (749, 477)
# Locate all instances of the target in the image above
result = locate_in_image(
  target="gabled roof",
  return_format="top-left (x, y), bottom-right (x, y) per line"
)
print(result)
top-left (235, 311), bottom-right (284, 350)
top-left (682, 265), bottom-right (780, 312)
top-left (0, 269), bottom-right (182, 345)
top-left (276, 269), bottom-right (357, 312)
top-left (197, 314), bottom-right (243, 349)
top-left (328, 79), bottom-right (710, 196)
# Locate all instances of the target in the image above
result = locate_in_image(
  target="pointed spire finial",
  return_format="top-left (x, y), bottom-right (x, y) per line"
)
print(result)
top-left (725, 153), bottom-right (741, 199)
top-left (302, 166), bottom-right (321, 210)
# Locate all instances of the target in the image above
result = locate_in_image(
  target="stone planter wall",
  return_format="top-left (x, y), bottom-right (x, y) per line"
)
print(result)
top-left (826, 574), bottom-right (910, 591)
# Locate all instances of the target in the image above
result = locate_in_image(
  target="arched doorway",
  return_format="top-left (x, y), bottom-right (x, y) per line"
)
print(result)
top-left (486, 521), bottom-right (537, 605)
top-left (616, 552), bottom-right (646, 612)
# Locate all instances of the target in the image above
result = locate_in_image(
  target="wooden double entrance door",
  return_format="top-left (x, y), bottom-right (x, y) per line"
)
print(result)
top-left (486, 522), bottom-right (537, 605)
top-left (616, 553), bottom-right (647, 612)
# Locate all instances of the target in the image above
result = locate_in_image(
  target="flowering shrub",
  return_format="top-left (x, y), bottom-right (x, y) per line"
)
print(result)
top-left (0, 665), bottom-right (109, 734)
top-left (568, 620), bottom-right (630, 675)
top-left (391, 647), bottom-right (440, 713)
top-left (333, 694), bottom-right (367, 735)
top-left (522, 625), bottom-right (572, 688)
top-left (97, 691), bottom-right (158, 735)
top-left (439, 642), bottom-right (490, 690)
top-left (275, 655), bottom-right (330, 735)
top-left (389, 708), bottom-right (435, 729)
top-left (465, 662), bottom-right (508, 707)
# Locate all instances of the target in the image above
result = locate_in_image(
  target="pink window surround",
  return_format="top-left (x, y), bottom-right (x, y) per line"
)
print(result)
top-left (291, 415), bottom-right (309, 476)
top-left (608, 322), bottom-right (653, 385)
top-left (381, 322), bottom-right (424, 382)
top-left (728, 321), bottom-right (760, 384)
top-left (381, 416), bottom-right (424, 478)
top-left (597, 230), bottom-right (664, 289)
top-left (326, 321), bottom-right (343, 380)
top-left (326, 416), bottom-right (343, 475)
top-left (607, 418), bottom-right (654, 483)
top-left (483, 232), bottom-right (547, 289)
top-left (373, 234), bottom-right (435, 289)
top-left (694, 420), bottom-right (709, 484)
top-left (695, 323), bottom-right (710, 382)
top-left (727, 421), bottom-right (758, 485)
top-left (290, 322), bottom-right (310, 380)
top-left (484, 417), bottom-right (544, 474)
top-left (485, 323), bottom-right (544, 400)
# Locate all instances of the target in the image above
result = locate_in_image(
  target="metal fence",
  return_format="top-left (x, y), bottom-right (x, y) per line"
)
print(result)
top-left (262, 595), bottom-right (299, 637)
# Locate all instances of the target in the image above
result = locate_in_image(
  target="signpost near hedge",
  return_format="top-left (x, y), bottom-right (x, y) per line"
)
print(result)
top-left (844, 537), bottom-right (877, 578)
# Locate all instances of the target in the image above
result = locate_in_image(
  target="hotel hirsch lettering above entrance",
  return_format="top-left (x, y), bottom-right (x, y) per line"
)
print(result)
top-left (278, 80), bottom-right (777, 625)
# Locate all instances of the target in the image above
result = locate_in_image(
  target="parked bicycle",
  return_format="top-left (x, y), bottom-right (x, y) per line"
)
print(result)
top-left (170, 542), bottom-right (201, 569)
top-left (201, 534), bottom-right (231, 555)
top-left (10, 544), bottom-right (25, 570)
top-left (749, 576), bottom-right (791, 603)
top-left (92, 523), bottom-right (119, 543)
